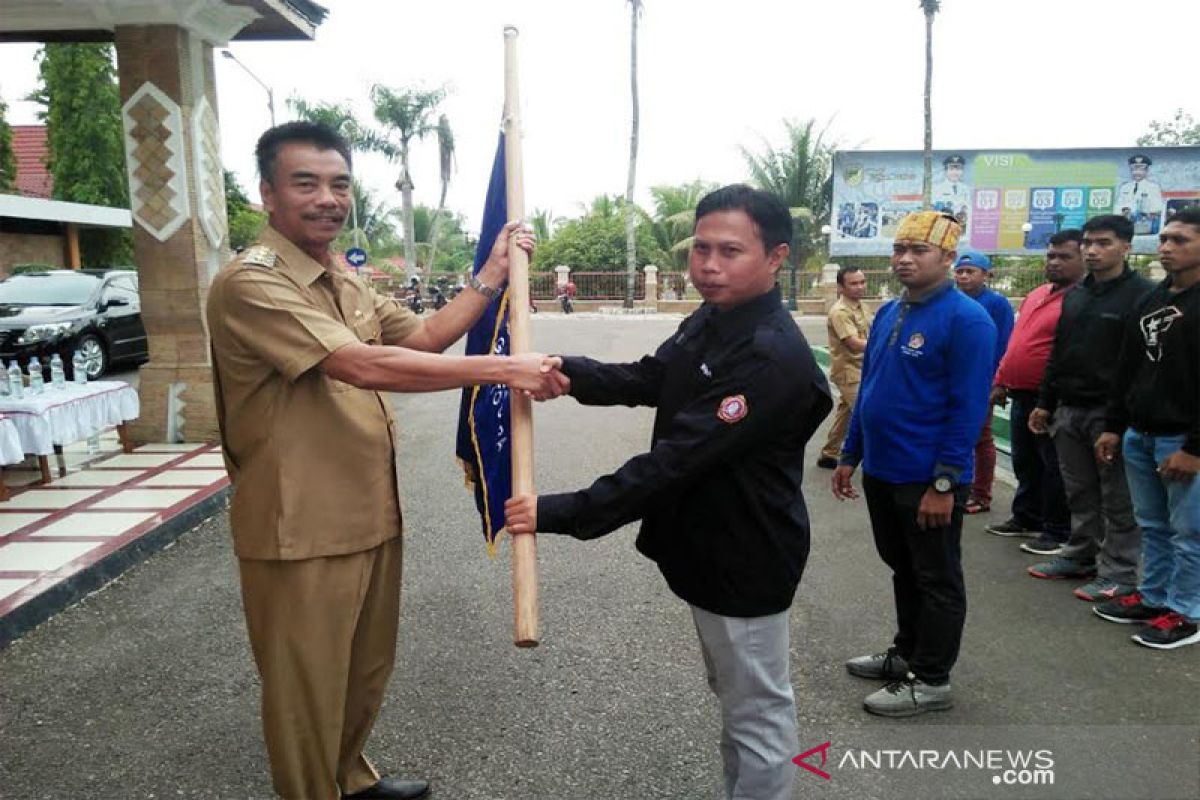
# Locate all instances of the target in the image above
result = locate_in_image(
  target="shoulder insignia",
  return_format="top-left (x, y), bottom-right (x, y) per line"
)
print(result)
top-left (717, 394), bottom-right (749, 424)
top-left (241, 245), bottom-right (277, 269)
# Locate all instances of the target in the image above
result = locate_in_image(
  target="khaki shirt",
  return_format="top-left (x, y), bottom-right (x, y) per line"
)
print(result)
top-left (207, 226), bottom-right (421, 560)
top-left (826, 296), bottom-right (870, 385)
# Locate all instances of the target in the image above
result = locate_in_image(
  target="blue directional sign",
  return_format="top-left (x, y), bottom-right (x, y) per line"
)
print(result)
top-left (345, 247), bottom-right (368, 268)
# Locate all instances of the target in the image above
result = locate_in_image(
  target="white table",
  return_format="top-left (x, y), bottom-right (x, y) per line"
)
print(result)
top-left (0, 381), bottom-right (139, 486)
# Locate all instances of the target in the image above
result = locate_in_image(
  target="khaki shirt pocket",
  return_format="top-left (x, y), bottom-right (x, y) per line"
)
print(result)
top-left (353, 316), bottom-right (383, 345)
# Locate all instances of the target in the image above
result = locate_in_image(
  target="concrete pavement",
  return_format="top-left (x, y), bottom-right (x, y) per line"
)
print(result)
top-left (1, 314), bottom-right (1196, 799)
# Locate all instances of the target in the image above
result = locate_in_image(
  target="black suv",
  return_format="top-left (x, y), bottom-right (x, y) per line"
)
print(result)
top-left (0, 269), bottom-right (148, 380)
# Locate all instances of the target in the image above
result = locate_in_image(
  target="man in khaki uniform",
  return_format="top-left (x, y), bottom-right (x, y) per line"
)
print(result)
top-left (206, 122), bottom-right (564, 800)
top-left (817, 266), bottom-right (870, 469)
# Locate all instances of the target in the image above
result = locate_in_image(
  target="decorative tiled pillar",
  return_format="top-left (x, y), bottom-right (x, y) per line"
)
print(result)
top-left (114, 25), bottom-right (226, 443)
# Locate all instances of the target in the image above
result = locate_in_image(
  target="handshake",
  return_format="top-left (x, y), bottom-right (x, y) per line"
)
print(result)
top-left (504, 353), bottom-right (571, 401)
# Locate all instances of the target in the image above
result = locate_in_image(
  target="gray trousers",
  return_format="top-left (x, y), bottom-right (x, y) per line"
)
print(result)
top-left (1052, 404), bottom-right (1140, 585)
top-left (691, 605), bottom-right (798, 800)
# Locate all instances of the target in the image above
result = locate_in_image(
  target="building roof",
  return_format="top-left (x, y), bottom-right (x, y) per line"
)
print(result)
top-left (12, 126), bottom-right (52, 199)
top-left (0, 0), bottom-right (327, 44)
top-left (0, 193), bottom-right (131, 229)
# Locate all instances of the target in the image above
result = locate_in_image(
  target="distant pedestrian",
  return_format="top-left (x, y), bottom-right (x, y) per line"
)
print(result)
top-left (987, 231), bottom-right (1084, 556)
top-left (1093, 207), bottom-right (1200, 649)
top-left (1027, 215), bottom-right (1154, 602)
top-left (833, 211), bottom-right (995, 718)
top-left (817, 266), bottom-right (870, 469)
top-left (953, 249), bottom-right (1014, 514)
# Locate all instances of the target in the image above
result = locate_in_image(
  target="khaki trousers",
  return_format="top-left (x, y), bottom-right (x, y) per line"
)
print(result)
top-left (820, 378), bottom-right (859, 460)
top-left (239, 537), bottom-right (403, 800)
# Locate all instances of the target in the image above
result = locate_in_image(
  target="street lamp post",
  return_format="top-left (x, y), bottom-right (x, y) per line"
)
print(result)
top-left (221, 50), bottom-right (275, 126)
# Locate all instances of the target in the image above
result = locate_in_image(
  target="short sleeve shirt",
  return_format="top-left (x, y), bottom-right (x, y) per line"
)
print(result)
top-left (826, 296), bottom-right (870, 384)
top-left (207, 226), bottom-right (421, 560)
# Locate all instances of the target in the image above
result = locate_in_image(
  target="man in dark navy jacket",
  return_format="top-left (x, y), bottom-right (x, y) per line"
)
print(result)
top-left (506, 185), bottom-right (831, 800)
top-left (833, 210), bottom-right (995, 718)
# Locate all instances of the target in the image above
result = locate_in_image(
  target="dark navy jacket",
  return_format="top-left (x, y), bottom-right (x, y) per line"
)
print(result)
top-left (537, 287), bottom-right (832, 617)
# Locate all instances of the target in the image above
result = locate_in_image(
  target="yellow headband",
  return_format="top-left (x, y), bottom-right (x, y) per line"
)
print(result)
top-left (895, 210), bottom-right (962, 251)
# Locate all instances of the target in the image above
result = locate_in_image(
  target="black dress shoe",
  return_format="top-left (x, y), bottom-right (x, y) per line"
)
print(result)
top-left (342, 776), bottom-right (430, 799)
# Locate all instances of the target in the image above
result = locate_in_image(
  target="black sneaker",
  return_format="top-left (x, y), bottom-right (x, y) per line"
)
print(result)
top-left (1093, 592), bottom-right (1167, 624)
top-left (1019, 534), bottom-right (1065, 555)
top-left (985, 519), bottom-right (1038, 538)
top-left (1132, 612), bottom-right (1200, 650)
top-left (816, 456), bottom-right (838, 470)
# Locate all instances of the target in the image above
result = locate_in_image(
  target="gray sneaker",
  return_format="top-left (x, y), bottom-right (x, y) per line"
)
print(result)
top-left (864, 675), bottom-right (954, 717)
top-left (846, 648), bottom-right (910, 680)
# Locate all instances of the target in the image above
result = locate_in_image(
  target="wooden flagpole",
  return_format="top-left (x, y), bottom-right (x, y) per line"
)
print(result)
top-left (503, 25), bottom-right (539, 647)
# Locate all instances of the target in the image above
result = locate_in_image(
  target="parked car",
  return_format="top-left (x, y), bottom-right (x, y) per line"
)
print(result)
top-left (0, 269), bottom-right (148, 380)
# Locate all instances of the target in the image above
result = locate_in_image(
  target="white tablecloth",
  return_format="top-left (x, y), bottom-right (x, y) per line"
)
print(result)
top-left (0, 381), bottom-right (139, 457)
top-left (0, 414), bottom-right (23, 465)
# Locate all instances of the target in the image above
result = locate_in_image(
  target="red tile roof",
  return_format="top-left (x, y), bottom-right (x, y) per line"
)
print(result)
top-left (12, 125), bottom-right (52, 198)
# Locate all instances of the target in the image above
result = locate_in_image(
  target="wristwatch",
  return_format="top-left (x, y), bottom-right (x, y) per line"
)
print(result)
top-left (932, 475), bottom-right (956, 494)
top-left (468, 273), bottom-right (502, 300)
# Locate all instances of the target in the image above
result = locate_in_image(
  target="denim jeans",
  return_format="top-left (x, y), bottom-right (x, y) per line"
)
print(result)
top-left (1122, 430), bottom-right (1200, 622)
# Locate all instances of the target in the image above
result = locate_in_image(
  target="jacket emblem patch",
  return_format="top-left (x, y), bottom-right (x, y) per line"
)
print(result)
top-left (717, 394), bottom-right (748, 423)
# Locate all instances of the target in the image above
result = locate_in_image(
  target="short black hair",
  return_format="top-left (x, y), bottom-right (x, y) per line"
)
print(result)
top-left (1082, 214), bottom-right (1134, 243)
top-left (694, 184), bottom-right (793, 252)
top-left (836, 265), bottom-right (863, 286)
top-left (255, 121), bottom-right (353, 185)
top-left (1166, 206), bottom-right (1200, 232)
top-left (1048, 228), bottom-right (1083, 247)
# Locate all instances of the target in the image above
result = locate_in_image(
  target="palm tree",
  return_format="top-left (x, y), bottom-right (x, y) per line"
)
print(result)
top-left (648, 180), bottom-right (714, 268)
top-left (623, 0), bottom-right (644, 309)
top-left (424, 114), bottom-right (457, 278)
top-left (529, 208), bottom-right (557, 243)
top-left (920, 0), bottom-right (941, 209)
top-left (740, 118), bottom-right (832, 223)
top-left (369, 84), bottom-right (448, 279)
top-left (742, 119), bottom-right (833, 309)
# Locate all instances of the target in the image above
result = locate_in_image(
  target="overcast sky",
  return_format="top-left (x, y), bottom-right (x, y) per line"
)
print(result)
top-left (1, 0), bottom-right (1197, 232)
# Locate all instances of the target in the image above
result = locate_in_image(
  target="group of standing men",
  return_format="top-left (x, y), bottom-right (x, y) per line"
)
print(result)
top-left (205, 119), bottom-right (1196, 800)
top-left (823, 207), bottom-right (1200, 725)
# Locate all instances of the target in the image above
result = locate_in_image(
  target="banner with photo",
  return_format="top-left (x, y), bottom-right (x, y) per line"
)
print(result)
top-left (830, 146), bottom-right (1200, 256)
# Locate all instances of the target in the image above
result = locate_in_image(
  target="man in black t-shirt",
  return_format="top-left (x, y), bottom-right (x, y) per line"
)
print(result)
top-left (1093, 208), bottom-right (1200, 650)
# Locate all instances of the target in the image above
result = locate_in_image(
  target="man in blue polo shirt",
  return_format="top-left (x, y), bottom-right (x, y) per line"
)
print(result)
top-left (833, 211), bottom-right (995, 717)
top-left (953, 249), bottom-right (1015, 514)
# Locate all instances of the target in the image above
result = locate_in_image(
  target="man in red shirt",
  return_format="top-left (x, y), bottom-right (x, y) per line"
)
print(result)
top-left (986, 230), bottom-right (1084, 554)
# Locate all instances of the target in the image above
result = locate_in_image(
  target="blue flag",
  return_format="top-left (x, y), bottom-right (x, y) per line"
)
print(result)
top-left (456, 133), bottom-right (512, 553)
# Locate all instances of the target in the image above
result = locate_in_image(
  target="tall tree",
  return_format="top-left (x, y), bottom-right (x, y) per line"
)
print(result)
top-left (647, 180), bottom-right (715, 269)
top-left (623, 0), bottom-right (644, 308)
top-left (1137, 109), bottom-right (1200, 146)
top-left (920, 0), bottom-right (941, 208)
top-left (28, 43), bottom-right (131, 264)
top-left (0, 93), bottom-right (15, 193)
top-left (369, 84), bottom-right (448, 279)
top-left (424, 114), bottom-right (457, 277)
top-left (741, 118), bottom-right (833, 226)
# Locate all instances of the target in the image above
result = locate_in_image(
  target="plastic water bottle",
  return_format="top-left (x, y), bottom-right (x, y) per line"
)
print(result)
top-left (7, 361), bottom-right (23, 399)
top-left (27, 357), bottom-right (44, 395)
top-left (49, 353), bottom-right (66, 389)
top-left (72, 350), bottom-right (87, 384)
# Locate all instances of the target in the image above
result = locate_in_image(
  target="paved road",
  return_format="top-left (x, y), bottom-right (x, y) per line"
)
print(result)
top-left (2, 314), bottom-right (1196, 799)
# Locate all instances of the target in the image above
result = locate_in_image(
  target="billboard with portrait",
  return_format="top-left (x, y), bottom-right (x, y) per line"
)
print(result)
top-left (830, 147), bottom-right (1200, 256)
